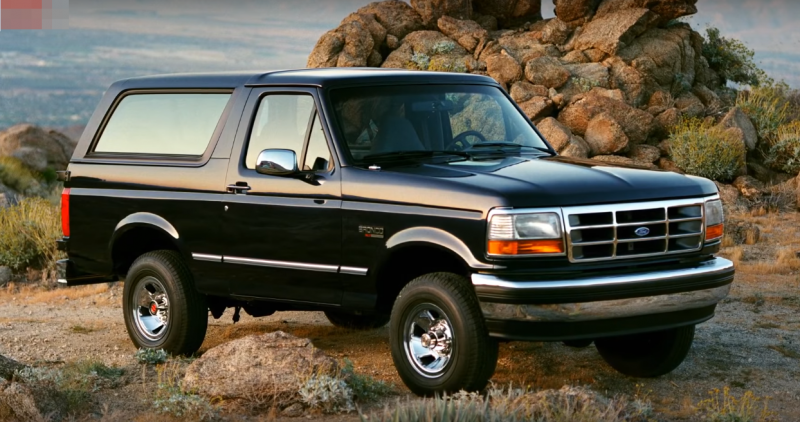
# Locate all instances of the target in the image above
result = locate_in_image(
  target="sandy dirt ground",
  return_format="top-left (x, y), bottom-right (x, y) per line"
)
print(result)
top-left (1, 213), bottom-right (799, 420)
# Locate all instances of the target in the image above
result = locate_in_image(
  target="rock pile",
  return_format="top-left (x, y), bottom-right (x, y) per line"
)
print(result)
top-left (307, 0), bottom-right (788, 207)
top-left (0, 124), bottom-right (76, 201)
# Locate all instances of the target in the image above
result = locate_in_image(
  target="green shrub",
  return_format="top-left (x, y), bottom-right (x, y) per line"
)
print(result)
top-left (340, 359), bottom-right (393, 403)
top-left (135, 348), bottom-right (169, 365)
top-left (736, 82), bottom-right (791, 141)
top-left (669, 118), bottom-right (746, 181)
top-left (431, 40), bottom-right (456, 55)
top-left (701, 27), bottom-right (767, 87)
top-left (763, 121), bottom-right (800, 174)
top-left (0, 196), bottom-right (63, 271)
top-left (0, 156), bottom-right (42, 195)
top-left (300, 374), bottom-right (355, 413)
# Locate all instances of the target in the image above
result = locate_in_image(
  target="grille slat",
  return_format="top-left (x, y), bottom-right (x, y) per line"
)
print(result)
top-left (564, 199), bottom-right (705, 262)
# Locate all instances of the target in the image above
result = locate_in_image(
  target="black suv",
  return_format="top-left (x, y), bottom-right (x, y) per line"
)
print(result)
top-left (57, 69), bottom-right (734, 395)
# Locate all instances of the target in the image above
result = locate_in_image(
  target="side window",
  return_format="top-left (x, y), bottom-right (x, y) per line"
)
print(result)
top-left (95, 93), bottom-right (231, 155)
top-left (245, 95), bottom-right (315, 169)
top-left (303, 113), bottom-right (333, 172)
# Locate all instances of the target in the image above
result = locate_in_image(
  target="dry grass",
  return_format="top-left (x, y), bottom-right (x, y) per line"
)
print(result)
top-left (0, 282), bottom-right (112, 305)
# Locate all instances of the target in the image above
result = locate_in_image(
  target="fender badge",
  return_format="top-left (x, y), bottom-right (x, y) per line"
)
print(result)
top-left (359, 225), bottom-right (384, 239)
top-left (634, 227), bottom-right (650, 237)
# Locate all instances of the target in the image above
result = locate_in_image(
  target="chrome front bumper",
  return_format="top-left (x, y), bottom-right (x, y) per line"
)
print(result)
top-left (472, 257), bottom-right (734, 324)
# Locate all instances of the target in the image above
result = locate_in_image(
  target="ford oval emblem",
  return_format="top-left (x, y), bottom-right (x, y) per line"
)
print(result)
top-left (634, 227), bottom-right (650, 237)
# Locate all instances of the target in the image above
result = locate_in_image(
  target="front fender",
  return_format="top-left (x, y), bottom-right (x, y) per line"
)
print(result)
top-left (385, 226), bottom-right (496, 270)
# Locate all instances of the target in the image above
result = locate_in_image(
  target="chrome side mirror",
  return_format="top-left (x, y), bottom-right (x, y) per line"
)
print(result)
top-left (255, 149), bottom-right (298, 176)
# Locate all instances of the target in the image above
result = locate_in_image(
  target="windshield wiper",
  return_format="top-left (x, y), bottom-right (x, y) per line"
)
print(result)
top-left (467, 143), bottom-right (554, 155)
top-left (364, 150), bottom-right (471, 162)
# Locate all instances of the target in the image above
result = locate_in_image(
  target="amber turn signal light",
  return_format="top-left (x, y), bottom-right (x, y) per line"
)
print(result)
top-left (705, 223), bottom-right (723, 241)
top-left (488, 239), bottom-right (564, 255)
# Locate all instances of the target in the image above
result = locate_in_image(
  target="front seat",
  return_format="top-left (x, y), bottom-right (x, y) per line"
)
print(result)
top-left (370, 117), bottom-right (426, 154)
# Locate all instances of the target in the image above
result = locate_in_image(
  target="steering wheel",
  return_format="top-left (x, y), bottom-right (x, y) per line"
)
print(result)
top-left (446, 130), bottom-right (488, 151)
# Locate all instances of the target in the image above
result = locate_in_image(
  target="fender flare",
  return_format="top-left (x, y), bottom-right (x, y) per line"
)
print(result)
top-left (109, 212), bottom-right (185, 260)
top-left (385, 226), bottom-right (495, 270)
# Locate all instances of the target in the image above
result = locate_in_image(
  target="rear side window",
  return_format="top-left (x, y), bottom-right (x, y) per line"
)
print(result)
top-left (95, 93), bottom-right (231, 155)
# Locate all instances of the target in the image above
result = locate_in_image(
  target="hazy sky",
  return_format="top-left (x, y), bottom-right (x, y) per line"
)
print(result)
top-left (63, 0), bottom-right (799, 85)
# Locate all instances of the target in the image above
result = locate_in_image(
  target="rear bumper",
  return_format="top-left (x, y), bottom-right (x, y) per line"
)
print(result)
top-left (472, 257), bottom-right (734, 341)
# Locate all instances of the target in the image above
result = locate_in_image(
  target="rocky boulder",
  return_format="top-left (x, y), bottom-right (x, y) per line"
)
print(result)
top-left (183, 331), bottom-right (338, 401)
top-left (553, 0), bottom-right (600, 25)
top-left (719, 107), bottom-right (758, 151)
top-left (438, 16), bottom-right (488, 51)
top-left (536, 117), bottom-right (589, 158)
top-left (0, 124), bottom-right (75, 172)
top-left (732, 175), bottom-right (765, 199)
top-left (558, 89), bottom-right (653, 143)
top-left (308, 20), bottom-right (376, 68)
top-left (595, 0), bottom-right (698, 25)
top-left (628, 144), bottom-right (661, 163)
top-left (486, 53), bottom-right (523, 86)
top-left (573, 8), bottom-right (658, 55)
top-left (412, 0), bottom-right (472, 27)
top-left (358, 1), bottom-right (425, 40)
top-left (525, 56), bottom-right (570, 89)
top-left (473, 0), bottom-right (542, 28)
top-left (510, 81), bottom-right (549, 102)
top-left (0, 381), bottom-right (65, 422)
top-left (584, 113), bottom-right (629, 156)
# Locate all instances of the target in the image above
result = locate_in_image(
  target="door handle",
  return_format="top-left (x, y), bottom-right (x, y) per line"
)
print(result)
top-left (227, 183), bottom-right (252, 194)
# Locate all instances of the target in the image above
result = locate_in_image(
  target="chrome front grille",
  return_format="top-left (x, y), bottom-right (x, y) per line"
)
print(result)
top-left (563, 199), bottom-right (705, 262)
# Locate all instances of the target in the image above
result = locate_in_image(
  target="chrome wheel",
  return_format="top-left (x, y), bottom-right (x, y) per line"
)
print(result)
top-left (131, 276), bottom-right (170, 341)
top-left (403, 303), bottom-right (454, 378)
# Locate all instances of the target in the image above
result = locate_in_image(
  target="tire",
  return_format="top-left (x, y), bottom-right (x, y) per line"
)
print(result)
top-left (324, 310), bottom-right (390, 330)
top-left (389, 272), bottom-right (498, 396)
top-left (594, 325), bottom-right (695, 378)
top-left (563, 339), bottom-right (593, 348)
top-left (123, 250), bottom-right (208, 356)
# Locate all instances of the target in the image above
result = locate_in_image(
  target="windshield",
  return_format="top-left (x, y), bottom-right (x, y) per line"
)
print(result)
top-left (328, 84), bottom-right (550, 164)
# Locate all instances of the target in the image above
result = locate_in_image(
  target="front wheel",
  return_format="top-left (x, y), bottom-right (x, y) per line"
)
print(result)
top-left (123, 250), bottom-right (208, 355)
top-left (594, 325), bottom-right (695, 377)
top-left (390, 272), bottom-right (498, 396)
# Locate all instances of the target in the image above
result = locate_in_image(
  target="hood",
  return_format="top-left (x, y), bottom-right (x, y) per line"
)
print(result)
top-left (342, 155), bottom-right (718, 211)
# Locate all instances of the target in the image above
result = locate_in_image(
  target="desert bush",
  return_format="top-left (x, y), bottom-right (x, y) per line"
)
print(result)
top-left (701, 27), bottom-right (767, 87)
top-left (736, 82), bottom-right (792, 142)
top-left (340, 359), bottom-right (393, 403)
top-left (15, 360), bottom-right (125, 414)
top-left (135, 348), bottom-right (169, 365)
top-left (0, 196), bottom-right (63, 271)
top-left (363, 385), bottom-right (652, 422)
top-left (763, 121), bottom-right (800, 174)
top-left (300, 374), bottom-right (355, 413)
top-left (696, 386), bottom-right (775, 422)
top-left (669, 118), bottom-right (746, 181)
top-left (431, 40), bottom-right (456, 55)
top-left (0, 156), bottom-right (42, 195)
top-left (152, 361), bottom-right (219, 421)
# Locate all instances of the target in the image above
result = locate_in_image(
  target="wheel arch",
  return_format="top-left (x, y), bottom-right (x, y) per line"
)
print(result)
top-left (110, 212), bottom-right (187, 278)
top-left (373, 227), bottom-right (490, 314)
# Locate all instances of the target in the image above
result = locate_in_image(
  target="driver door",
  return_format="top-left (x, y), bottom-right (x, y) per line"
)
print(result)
top-left (221, 88), bottom-right (342, 304)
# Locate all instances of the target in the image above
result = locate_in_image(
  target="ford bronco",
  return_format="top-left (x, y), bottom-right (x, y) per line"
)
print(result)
top-left (56, 68), bottom-right (734, 395)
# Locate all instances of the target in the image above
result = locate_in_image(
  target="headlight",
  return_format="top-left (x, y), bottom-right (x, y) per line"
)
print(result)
top-left (488, 212), bottom-right (564, 256)
top-left (704, 199), bottom-right (724, 241)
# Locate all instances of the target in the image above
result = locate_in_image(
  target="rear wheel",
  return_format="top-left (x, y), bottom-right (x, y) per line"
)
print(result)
top-left (390, 272), bottom-right (498, 396)
top-left (123, 250), bottom-right (208, 355)
top-left (324, 310), bottom-right (390, 330)
top-left (594, 325), bottom-right (695, 377)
